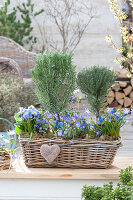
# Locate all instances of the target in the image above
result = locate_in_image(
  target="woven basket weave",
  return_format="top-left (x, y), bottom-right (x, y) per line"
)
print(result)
top-left (20, 138), bottom-right (121, 169)
top-left (0, 151), bottom-right (10, 170)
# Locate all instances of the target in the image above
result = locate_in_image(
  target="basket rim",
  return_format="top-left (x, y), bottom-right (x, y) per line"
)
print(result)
top-left (19, 136), bottom-right (121, 145)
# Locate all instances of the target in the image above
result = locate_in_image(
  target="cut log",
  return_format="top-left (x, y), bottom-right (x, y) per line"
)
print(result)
top-left (107, 97), bottom-right (114, 104)
top-left (106, 91), bottom-right (115, 104)
top-left (123, 85), bottom-right (132, 96)
top-left (118, 72), bottom-right (128, 78)
top-left (107, 69), bottom-right (133, 109)
top-left (115, 92), bottom-right (125, 101)
top-left (130, 91), bottom-right (133, 101)
top-left (117, 98), bottom-right (124, 106)
top-left (131, 78), bottom-right (133, 87)
top-left (113, 84), bottom-right (121, 92)
top-left (109, 101), bottom-right (119, 107)
top-left (124, 97), bottom-right (132, 107)
top-left (108, 91), bottom-right (115, 98)
top-left (111, 84), bottom-right (116, 90)
top-left (119, 81), bottom-right (127, 88)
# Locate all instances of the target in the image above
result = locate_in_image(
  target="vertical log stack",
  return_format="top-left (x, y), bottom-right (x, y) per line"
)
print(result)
top-left (107, 72), bottom-right (133, 109)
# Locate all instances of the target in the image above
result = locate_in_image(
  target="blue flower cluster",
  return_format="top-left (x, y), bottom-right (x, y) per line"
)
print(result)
top-left (15, 106), bottom-right (49, 135)
top-left (90, 108), bottom-right (128, 139)
top-left (69, 96), bottom-right (76, 103)
top-left (15, 105), bottom-right (128, 140)
top-left (51, 110), bottom-right (89, 138)
top-left (17, 106), bottom-right (40, 118)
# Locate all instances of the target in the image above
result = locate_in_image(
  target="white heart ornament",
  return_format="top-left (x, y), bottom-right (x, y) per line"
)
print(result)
top-left (40, 144), bottom-right (60, 164)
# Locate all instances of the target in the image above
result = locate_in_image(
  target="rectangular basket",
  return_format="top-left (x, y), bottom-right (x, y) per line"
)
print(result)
top-left (20, 138), bottom-right (121, 169)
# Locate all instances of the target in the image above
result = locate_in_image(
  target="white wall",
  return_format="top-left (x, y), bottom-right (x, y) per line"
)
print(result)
top-left (0, 0), bottom-right (121, 72)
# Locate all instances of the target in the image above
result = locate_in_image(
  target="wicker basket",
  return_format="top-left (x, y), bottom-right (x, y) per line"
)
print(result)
top-left (20, 138), bottom-right (121, 169)
top-left (0, 151), bottom-right (10, 170)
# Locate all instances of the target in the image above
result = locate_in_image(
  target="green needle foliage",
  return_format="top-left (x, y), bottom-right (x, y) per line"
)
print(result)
top-left (77, 66), bottom-right (116, 117)
top-left (31, 51), bottom-right (76, 119)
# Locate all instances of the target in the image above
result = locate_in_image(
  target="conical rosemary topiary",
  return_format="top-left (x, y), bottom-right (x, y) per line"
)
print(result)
top-left (77, 66), bottom-right (116, 117)
top-left (31, 51), bottom-right (76, 119)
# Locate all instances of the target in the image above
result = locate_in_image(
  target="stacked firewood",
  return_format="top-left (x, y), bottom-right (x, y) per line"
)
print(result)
top-left (107, 69), bottom-right (133, 109)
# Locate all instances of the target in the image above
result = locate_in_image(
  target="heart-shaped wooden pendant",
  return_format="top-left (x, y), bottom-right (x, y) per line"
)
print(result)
top-left (40, 144), bottom-right (60, 164)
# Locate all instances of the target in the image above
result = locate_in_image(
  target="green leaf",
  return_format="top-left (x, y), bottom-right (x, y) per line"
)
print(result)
top-left (28, 132), bottom-right (33, 143)
top-left (34, 9), bottom-right (44, 16)
top-left (14, 114), bottom-right (20, 122)
top-left (15, 127), bottom-right (21, 135)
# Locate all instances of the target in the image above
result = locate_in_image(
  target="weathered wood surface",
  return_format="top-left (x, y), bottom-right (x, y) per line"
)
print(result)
top-left (0, 157), bottom-right (133, 180)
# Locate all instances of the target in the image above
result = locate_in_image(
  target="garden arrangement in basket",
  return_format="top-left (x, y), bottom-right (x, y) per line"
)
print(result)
top-left (0, 118), bottom-right (19, 171)
top-left (14, 51), bottom-right (133, 169)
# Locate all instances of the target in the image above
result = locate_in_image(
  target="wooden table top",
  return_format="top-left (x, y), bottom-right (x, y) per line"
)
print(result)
top-left (0, 157), bottom-right (133, 180)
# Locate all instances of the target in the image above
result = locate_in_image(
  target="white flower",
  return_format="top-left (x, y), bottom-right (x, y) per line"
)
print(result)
top-left (8, 130), bottom-right (15, 135)
top-left (3, 139), bottom-right (10, 144)
top-left (73, 89), bottom-right (80, 94)
top-left (115, 111), bottom-right (120, 116)
top-left (123, 108), bottom-right (130, 115)
top-left (19, 107), bottom-right (24, 112)
top-left (85, 108), bottom-right (91, 115)
top-left (28, 105), bottom-right (35, 109)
